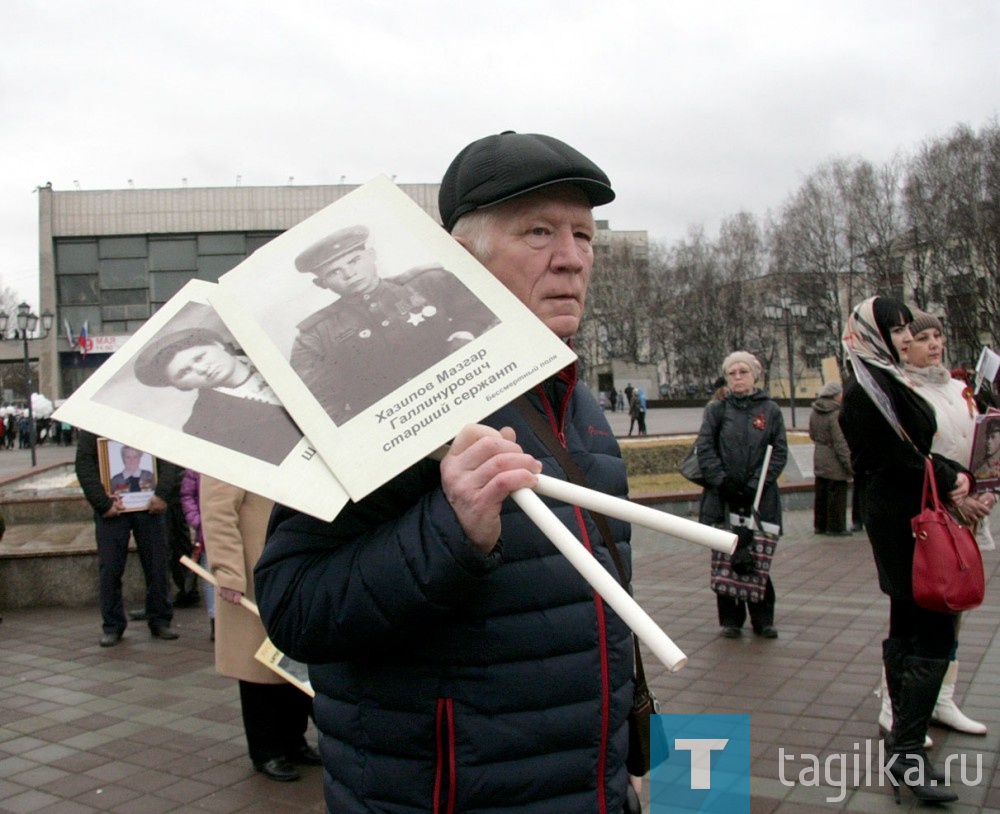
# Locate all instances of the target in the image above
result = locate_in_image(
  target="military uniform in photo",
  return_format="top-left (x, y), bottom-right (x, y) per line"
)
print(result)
top-left (290, 226), bottom-right (499, 424)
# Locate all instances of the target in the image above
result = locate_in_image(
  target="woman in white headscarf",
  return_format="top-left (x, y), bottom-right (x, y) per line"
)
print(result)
top-left (840, 296), bottom-right (978, 804)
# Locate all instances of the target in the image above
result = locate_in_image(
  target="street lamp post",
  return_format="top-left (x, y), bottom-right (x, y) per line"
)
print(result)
top-left (0, 303), bottom-right (55, 467)
top-left (764, 297), bottom-right (807, 428)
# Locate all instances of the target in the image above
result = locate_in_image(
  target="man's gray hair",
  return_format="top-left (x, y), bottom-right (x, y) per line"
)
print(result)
top-left (450, 182), bottom-right (593, 265)
top-left (450, 208), bottom-right (497, 264)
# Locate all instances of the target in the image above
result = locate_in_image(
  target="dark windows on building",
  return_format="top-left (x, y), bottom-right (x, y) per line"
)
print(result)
top-left (54, 231), bottom-right (281, 337)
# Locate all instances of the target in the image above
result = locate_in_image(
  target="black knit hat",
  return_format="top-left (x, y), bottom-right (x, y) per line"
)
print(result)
top-left (438, 131), bottom-right (615, 232)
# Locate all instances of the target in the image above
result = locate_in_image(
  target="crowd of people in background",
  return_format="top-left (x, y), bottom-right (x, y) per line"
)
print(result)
top-left (0, 411), bottom-right (75, 448)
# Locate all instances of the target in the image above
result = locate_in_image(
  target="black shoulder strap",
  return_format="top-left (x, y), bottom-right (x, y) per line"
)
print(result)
top-left (513, 394), bottom-right (647, 685)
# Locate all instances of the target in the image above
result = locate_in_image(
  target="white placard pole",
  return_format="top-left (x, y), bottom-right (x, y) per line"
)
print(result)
top-left (511, 488), bottom-right (687, 671)
top-left (535, 474), bottom-right (736, 554)
top-left (180, 555), bottom-right (260, 617)
top-left (429, 446), bottom-right (736, 554)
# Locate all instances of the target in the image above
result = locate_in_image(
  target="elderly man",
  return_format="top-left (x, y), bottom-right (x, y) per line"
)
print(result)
top-left (256, 132), bottom-right (637, 813)
top-left (290, 224), bottom-right (499, 424)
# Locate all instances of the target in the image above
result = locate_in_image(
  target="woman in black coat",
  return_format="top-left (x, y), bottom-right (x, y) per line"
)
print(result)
top-left (840, 296), bottom-right (972, 804)
top-left (696, 351), bottom-right (787, 639)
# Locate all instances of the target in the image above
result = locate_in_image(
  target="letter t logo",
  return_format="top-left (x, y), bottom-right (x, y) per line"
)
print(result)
top-left (674, 738), bottom-right (729, 789)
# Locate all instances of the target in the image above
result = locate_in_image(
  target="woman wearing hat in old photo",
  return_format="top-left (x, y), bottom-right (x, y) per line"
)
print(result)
top-left (134, 328), bottom-right (301, 465)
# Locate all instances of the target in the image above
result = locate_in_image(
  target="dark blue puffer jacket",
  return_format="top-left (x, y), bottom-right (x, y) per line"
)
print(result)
top-left (255, 370), bottom-right (634, 813)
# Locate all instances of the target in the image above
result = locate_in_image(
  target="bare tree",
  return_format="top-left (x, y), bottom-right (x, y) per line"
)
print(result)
top-left (584, 117), bottom-right (999, 393)
top-left (904, 121), bottom-right (1000, 362)
top-left (715, 211), bottom-right (768, 352)
top-left (583, 240), bottom-right (652, 364)
top-left (653, 227), bottom-right (729, 389)
top-left (770, 163), bottom-right (852, 372)
top-left (837, 157), bottom-right (904, 299)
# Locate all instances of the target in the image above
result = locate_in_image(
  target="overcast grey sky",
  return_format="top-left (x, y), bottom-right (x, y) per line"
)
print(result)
top-left (2, 0), bottom-right (997, 308)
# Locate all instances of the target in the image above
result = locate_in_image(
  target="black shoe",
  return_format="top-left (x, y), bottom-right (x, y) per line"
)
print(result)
top-left (127, 609), bottom-right (148, 621)
top-left (150, 626), bottom-right (179, 640)
top-left (173, 591), bottom-right (200, 608)
top-left (822, 530), bottom-right (853, 537)
top-left (99, 632), bottom-right (123, 648)
top-left (287, 744), bottom-right (322, 766)
top-left (888, 750), bottom-right (957, 803)
top-left (253, 757), bottom-right (301, 782)
top-left (721, 626), bottom-right (742, 639)
top-left (755, 626), bottom-right (779, 638)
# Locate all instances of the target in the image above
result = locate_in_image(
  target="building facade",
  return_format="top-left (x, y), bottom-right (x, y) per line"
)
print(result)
top-left (38, 183), bottom-right (645, 400)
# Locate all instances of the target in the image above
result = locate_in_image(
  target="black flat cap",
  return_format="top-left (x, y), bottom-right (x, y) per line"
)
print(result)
top-left (439, 131), bottom-right (615, 232)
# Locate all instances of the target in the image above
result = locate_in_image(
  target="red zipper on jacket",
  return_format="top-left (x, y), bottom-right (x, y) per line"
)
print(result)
top-left (433, 697), bottom-right (456, 814)
top-left (536, 377), bottom-right (611, 814)
top-left (575, 507), bottom-right (611, 814)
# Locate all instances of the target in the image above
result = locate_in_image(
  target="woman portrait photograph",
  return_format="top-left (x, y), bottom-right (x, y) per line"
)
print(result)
top-left (95, 302), bottom-right (302, 466)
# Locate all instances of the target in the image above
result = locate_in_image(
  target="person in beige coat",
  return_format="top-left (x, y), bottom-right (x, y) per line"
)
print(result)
top-left (200, 475), bottom-right (319, 782)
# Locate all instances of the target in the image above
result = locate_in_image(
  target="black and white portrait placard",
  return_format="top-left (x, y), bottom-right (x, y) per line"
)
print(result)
top-left (212, 175), bottom-right (576, 500)
top-left (53, 280), bottom-right (348, 521)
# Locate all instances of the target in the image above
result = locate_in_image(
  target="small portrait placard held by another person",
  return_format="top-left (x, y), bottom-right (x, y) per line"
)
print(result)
top-left (99, 439), bottom-right (157, 512)
top-left (970, 411), bottom-right (1000, 491)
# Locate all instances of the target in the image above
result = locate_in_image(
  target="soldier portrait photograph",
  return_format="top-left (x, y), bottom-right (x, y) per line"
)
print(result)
top-left (289, 224), bottom-right (500, 425)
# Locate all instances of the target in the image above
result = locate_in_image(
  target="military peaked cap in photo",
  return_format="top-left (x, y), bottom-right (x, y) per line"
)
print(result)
top-left (438, 131), bottom-right (616, 232)
top-left (295, 225), bottom-right (370, 273)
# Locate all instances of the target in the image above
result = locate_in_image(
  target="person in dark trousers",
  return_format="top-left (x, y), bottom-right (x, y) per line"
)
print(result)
top-left (163, 473), bottom-right (197, 608)
top-left (75, 431), bottom-right (179, 646)
top-left (255, 132), bottom-right (639, 813)
top-left (696, 351), bottom-right (787, 639)
top-left (808, 381), bottom-right (853, 536)
top-left (201, 475), bottom-right (318, 782)
top-left (840, 296), bottom-right (978, 804)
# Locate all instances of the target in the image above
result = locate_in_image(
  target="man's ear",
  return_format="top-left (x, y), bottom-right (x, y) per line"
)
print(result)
top-left (453, 234), bottom-right (472, 254)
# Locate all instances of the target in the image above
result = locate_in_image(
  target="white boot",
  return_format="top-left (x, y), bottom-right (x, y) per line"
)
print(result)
top-left (878, 668), bottom-right (933, 748)
top-left (931, 661), bottom-right (987, 734)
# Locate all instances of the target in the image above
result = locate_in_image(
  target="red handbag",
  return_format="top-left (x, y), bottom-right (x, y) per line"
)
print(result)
top-left (911, 458), bottom-right (985, 613)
